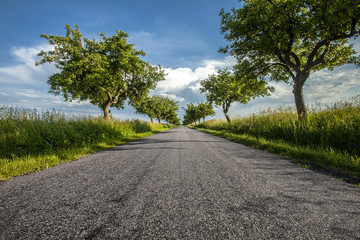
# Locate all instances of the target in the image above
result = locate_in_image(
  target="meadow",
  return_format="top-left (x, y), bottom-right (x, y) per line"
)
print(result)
top-left (0, 107), bottom-right (171, 181)
top-left (194, 97), bottom-right (360, 184)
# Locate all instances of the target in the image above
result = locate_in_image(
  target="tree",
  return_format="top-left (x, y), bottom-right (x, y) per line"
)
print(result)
top-left (197, 102), bottom-right (215, 122)
top-left (134, 95), bottom-right (179, 124)
top-left (182, 102), bottom-right (213, 125)
top-left (220, 0), bottom-right (360, 118)
top-left (183, 103), bottom-right (200, 125)
top-left (200, 68), bottom-right (272, 123)
top-left (36, 24), bottom-right (165, 120)
top-left (134, 96), bottom-right (157, 123)
top-left (157, 96), bottom-right (179, 125)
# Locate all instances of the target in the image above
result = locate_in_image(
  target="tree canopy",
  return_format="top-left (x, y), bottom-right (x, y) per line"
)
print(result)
top-left (220, 0), bottom-right (360, 118)
top-left (36, 24), bottom-right (165, 120)
top-left (134, 95), bottom-right (180, 124)
top-left (200, 68), bottom-right (273, 123)
top-left (182, 102), bottom-right (215, 125)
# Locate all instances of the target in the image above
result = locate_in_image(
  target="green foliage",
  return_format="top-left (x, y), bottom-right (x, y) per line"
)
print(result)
top-left (36, 24), bottom-right (165, 120)
top-left (182, 102), bottom-right (215, 125)
top-left (200, 68), bottom-right (273, 123)
top-left (0, 106), bottom-right (172, 181)
top-left (195, 97), bottom-right (360, 176)
top-left (134, 95), bottom-right (180, 124)
top-left (220, 0), bottom-right (360, 117)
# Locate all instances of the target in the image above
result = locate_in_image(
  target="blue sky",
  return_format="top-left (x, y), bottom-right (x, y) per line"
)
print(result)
top-left (1, 0), bottom-right (359, 121)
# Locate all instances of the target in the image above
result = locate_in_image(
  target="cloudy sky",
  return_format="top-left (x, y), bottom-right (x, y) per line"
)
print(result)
top-left (0, 0), bottom-right (359, 121)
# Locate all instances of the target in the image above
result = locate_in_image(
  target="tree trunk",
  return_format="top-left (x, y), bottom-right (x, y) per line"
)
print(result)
top-left (103, 91), bottom-right (113, 121)
top-left (224, 112), bottom-right (231, 123)
top-left (158, 118), bottom-right (162, 124)
top-left (223, 101), bottom-right (231, 123)
top-left (293, 72), bottom-right (308, 118)
top-left (203, 117), bottom-right (205, 122)
top-left (150, 118), bottom-right (154, 124)
top-left (102, 103), bottom-right (111, 121)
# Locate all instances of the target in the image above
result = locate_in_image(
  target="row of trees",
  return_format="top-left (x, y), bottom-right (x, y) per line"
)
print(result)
top-left (183, 0), bottom-right (360, 124)
top-left (134, 96), bottom-right (180, 125)
top-left (187, 0), bottom-right (359, 123)
top-left (38, 0), bottom-right (360, 124)
top-left (183, 102), bottom-right (215, 125)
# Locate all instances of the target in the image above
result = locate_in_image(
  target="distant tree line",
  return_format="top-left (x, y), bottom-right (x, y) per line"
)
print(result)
top-left (134, 95), bottom-right (180, 125)
top-left (183, 102), bottom-right (215, 125)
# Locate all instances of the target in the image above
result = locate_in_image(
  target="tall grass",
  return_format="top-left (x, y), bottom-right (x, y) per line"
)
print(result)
top-left (195, 97), bottom-right (360, 178)
top-left (0, 107), bottom-right (171, 181)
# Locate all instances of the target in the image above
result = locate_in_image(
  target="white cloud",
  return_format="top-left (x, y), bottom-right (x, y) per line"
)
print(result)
top-left (159, 92), bottom-right (185, 102)
top-left (16, 89), bottom-right (44, 98)
top-left (158, 64), bottom-right (217, 92)
top-left (0, 64), bottom-right (36, 84)
top-left (268, 82), bottom-right (292, 99)
top-left (201, 56), bottom-right (236, 68)
top-left (11, 45), bottom-right (49, 71)
top-left (0, 44), bottom-right (56, 85)
top-left (304, 66), bottom-right (360, 101)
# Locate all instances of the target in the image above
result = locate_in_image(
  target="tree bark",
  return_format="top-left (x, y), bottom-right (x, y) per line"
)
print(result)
top-left (103, 103), bottom-right (111, 121)
top-left (293, 72), bottom-right (308, 118)
top-left (224, 112), bottom-right (231, 123)
top-left (158, 118), bottom-right (162, 124)
top-left (223, 101), bottom-right (231, 123)
top-left (103, 91), bottom-right (114, 121)
top-left (150, 118), bottom-right (154, 124)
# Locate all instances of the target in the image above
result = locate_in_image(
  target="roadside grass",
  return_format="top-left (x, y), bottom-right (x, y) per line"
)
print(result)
top-left (192, 97), bottom-right (360, 184)
top-left (0, 107), bottom-right (172, 182)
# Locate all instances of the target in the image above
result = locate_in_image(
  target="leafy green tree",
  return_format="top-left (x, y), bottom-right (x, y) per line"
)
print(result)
top-left (183, 103), bottom-right (202, 125)
top-left (134, 96), bottom-right (157, 123)
top-left (220, 0), bottom-right (360, 118)
top-left (157, 96), bottom-right (179, 125)
top-left (36, 24), bottom-right (165, 120)
top-left (197, 102), bottom-right (215, 122)
top-left (135, 95), bottom-right (179, 124)
top-left (200, 68), bottom-right (272, 123)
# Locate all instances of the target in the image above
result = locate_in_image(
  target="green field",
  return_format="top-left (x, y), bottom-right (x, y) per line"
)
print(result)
top-left (193, 98), bottom-right (360, 184)
top-left (0, 107), bottom-right (172, 182)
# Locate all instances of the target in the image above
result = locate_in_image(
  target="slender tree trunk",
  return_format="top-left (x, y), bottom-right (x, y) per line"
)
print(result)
top-left (224, 112), bottom-right (231, 123)
top-left (223, 101), bottom-right (231, 123)
top-left (203, 117), bottom-right (205, 122)
top-left (150, 118), bottom-right (154, 124)
top-left (102, 103), bottom-right (111, 121)
top-left (158, 118), bottom-right (162, 124)
top-left (293, 72), bottom-right (308, 118)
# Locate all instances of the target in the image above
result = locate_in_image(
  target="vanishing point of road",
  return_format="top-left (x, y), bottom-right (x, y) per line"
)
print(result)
top-left (0, 127), bottom-right (359, 239)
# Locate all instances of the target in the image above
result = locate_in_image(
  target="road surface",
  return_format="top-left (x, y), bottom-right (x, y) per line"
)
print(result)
top-left (0, 126), bottom-right (359, 239)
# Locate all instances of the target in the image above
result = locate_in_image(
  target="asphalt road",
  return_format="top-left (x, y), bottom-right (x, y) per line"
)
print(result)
top-left (0, 126), bottom-right (359, 239)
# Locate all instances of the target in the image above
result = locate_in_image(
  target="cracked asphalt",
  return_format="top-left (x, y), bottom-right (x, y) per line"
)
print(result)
top-left (0, 126), bottom-right (359, 239)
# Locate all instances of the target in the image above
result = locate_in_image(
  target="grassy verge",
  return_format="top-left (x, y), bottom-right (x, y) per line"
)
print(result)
top-left (0, 107), bottom-right (172, 182)
top-left (192, 97), bottom-right (360, 185)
